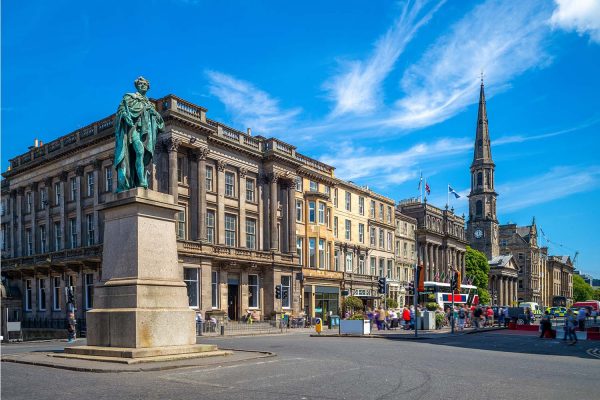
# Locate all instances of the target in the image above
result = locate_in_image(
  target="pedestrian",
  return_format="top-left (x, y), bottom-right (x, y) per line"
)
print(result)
top-left (486, 306), bottom-right (494, 327)
top-left (390, 309), bottom-right (398, 329)
top-left (564, 309), bottom-right (578, 345)
top-left (524, 307), bottom-right (532, 325)
top-left (473, 305), bottom-right (483, 330)
top-left (503, 306), bottom-right (510, 327)
top-left (377, 306), bottom-right (387, 330)
top-left (66, 312), bottom-right (76, 343)
top-left (577, 307), bottom-right (587, 332)
top-left (410, 306), bottom-right (415, 330)
top-left (498, 306), bottom-right (504, 327)
top-left (402, 306), bottom-right (411, 330)
top-left (458, 306), bottom-right (466, 332)
top-left (539, 311), bottom-right (552, 339)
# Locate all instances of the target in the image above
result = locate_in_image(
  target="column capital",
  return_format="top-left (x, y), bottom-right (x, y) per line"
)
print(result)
top-left (44, 177), bottom-right (53, 187)
top-left (217, 160), bottom-right (227, 172)
top-left (162, 137), bottom-right (182, 153)
top-left (60, 171), bottom-right (69, 182)
top-left (239, 167), bottom-right (248, 178)
top-left (16, 187), bottom-right (25, 196)
top-left (74, 165), bottom-right (85, 177)
top-left (31, 182), bottom-right (39, 191)
top-left (195, 147), bottom-right (209, 161)
top-left (91, 159), bottom-right (102, 170)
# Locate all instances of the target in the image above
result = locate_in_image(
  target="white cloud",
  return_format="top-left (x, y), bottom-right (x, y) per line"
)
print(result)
top-left (386, 0), bottom-right (553, 129)
top-left (205, 70), bottom-right (301, 135)
top-left (323, 0), bottom-right (445, 117)
top-left (551, 0), bottom-right (600, 44)
top-left (500, 165), bottom-right (600, 212)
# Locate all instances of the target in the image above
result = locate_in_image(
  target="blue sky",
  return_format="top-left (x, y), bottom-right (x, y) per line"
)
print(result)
top-left (2, 0), bottom-right (600, 275)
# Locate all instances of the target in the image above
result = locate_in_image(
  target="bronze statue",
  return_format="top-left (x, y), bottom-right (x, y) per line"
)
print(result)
top-left (113, 77), bottom-right (164, 192)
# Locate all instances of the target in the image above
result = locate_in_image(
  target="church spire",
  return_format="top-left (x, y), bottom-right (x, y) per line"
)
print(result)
top-left (472, 79), bottom-right (493, 167)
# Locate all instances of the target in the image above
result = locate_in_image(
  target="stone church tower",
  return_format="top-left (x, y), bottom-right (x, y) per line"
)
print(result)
top-left (467, 80), bottom-right (499, 259)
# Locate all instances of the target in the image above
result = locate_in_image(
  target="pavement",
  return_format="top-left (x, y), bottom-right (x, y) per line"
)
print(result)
top-left (2, 330), bottom-right (599, 400)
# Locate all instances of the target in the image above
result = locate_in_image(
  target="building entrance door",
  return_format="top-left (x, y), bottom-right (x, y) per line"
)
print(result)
top-left (228, 284), bottom-right (239, 321)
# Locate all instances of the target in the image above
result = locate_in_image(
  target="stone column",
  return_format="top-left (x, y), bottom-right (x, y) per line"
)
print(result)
top-left (217, 160), bottom-right (226, 245)
top-left (59, 172), bottom-right (68, 251)
top-left (239, 168), bottom-right (247, 248)
top-left (44, 178), bottom-right (52, 252)
top-left (269, 173), bottom-right (279, 251)
top-left (92, 160), bottom-right (101, 245)
top-left (15, 188), bottom-right (23, 256)
top-left (498, 276), bottom-right (504, 305)
top-left (287, 180), bottom-right (296, 255)
top-left (164, 137), bottom-right (181, 204)
top-left (258, 176), bottom-right (265, 250)
top-left (8, 191), bottom-right (16, 258)
top-left (423, 243), bottom-right (429, 281)
top-left (30, 183), bottom-right (38, 253)
top-left (196, 148), bottom-right (209, 242)
top-left (75, 166), bottom-right (84, 248)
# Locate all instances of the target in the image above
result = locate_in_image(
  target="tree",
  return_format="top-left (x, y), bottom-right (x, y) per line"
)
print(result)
top-left (465, 246), bottom-right (491, 305)
top-left (385, 297), bottom-right (398, 309)
top-left (573, 274), bottom-right (594, 302)
top-left (342, 296), bottom-right (364, 314)
top-left (593, 288), bottom-right (600, 302)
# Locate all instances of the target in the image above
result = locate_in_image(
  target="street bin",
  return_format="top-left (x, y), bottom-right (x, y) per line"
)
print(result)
top-left (328, 315), bottom-right (340, 329)
top-left (315, 318), bottom-right (322, 334)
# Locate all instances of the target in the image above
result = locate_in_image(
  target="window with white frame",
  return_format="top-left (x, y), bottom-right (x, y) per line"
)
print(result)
top-left (87, 172), bottom-right (94, 197)
top-left (318, 239), bottom-right (325, 269)
top-left (40, 225), bottom-right (46, 253)
top-left (38, 278), bottom-right (47, 310)
top-left (295, 176), bottom-right (303, 192)
top-left (358, 223), bottom-right (364, 243)
top-left (246, 178), bottom-right (255, 202)
top-left (248, 274), bottom-right (259, 308)
top-left (345, 192), bottom-right (351, 211)
top-left (379, 258), bottom-right (385, 277)
top-left (296, 200), bottom-right (303, 222)
top-left (225, 171), bottom-right (235, 197)
top-left (370, 200), bottom-right (375, 217)
top-left (177, 210), bottom-right (186, 240)
top-left (281, 275), bottom-right (291, 308)
top-left (211, 271), bottom-right (219, 308)
top-left (184, 268), bottom-right (199, 308)
top-left (334, 248), bottom-right (339, 271)
top-left (387, 259), bottom-right (393, 279)
top-left (308, 201), bottom-right (316, 223)
top-left (358, 255), bottom-right (365, 275)
top-left (225, 214), bottom-right (237, 246)
top-left (387, 206), bottom-right (392, 223)
top-left (326, 243), bottom-right (331, 269)
top-left (297, 237), bottom-right (303, 265)
top-left (85, 273), bottom-right (94, 309)
top-left (26, 192), bottom-right (32, 213)
top-left (86, 214), bottom-right (95, 246)
top-left (359, 196), bottom-right (364, 215)
top-left (105, 167), bottom-right (113, 192)
top-left (40, 188), bottom-right (47, 210)
top-left (333, 217), bottom-right (338, 238)
top-left (206, 166), bottom-right (214, 192)
top-left (370, 226), bottom-right (376, 246)
top-left (345, 220), bottom-right (351, 240)
top-left (309, 181), bottom-right (318, 192)
top-left (26, 229), bottom-right (33, 255)
top-left (379, 204), bottom-right (384, 221)
top-left (206, 210), bottom-right (215, 243)
top-left (69, 218), bottom-right (77, 248)
top-left (52, 276), bottom-right (61, 311)
top-left (54, 182), bottom-right (61, 205)
top-left (370, 256), bottom-right (376, 276)
top-left (246, 218), bottom-right (256, 249)
top-left (326, 208), bottom-right (331, 228)
top-left (379, 228), bottom-right (384, 248)
top-left (54, 221), bottom-right (62, 251)
top-left (70, 178), bottom-right (77, 201)
top-left (324, 185), bottom-right (330, 195)
top-left (333, 188), bottom-right (338, 207)
top-left (25, 279), bottom-right (32, 311)
top-left (318, 202), bottom-right (325, 224)
top-left (387, 232), bottom-right (392, 250)
top-left (345, 251), bottom-right (353, 272)
top-left (309, 238), bottom-right (316, 268)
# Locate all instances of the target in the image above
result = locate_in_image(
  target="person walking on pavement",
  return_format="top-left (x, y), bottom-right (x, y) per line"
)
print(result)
top-left (539, 311), bottom-right (552, 339)
top-left (376, 306), bottom-right (387, 330)
top-left (577, 307), bottom-right (587, 332)
top-left (402, 306), bottom-right (411, 330)
top-left (457, 306), bottom-right (467, 332)
top-left (473, 305), bottom-right (483, 330)
top-left (565, 309), bottom-right (578, 345)
top-left (503, 306), bottom-right (510, 327)
top-left (498, 306), bottom-right (505, 327)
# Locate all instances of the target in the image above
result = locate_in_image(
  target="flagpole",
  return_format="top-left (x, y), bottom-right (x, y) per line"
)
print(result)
top-left (447, 184), bottom-right (450, 209)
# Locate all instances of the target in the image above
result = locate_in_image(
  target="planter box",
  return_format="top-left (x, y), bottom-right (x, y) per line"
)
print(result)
top-left (340, 320), bottom-right (371, 335)
top-left (422, 311), bottom-right (436, 330)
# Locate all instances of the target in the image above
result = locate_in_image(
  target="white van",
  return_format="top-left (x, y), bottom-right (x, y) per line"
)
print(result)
top-left (519, 302), bottom-right (542, 318)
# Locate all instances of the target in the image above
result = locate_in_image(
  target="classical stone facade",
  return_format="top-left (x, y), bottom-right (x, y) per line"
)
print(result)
top-left (395, 211), bottom-right (417, 306)
top-left (488, 255), bottom-right (519, 306)
top-left (397, 199), bottom-right (467, 283)
top-left (544, 255), bottom-right (574, 306)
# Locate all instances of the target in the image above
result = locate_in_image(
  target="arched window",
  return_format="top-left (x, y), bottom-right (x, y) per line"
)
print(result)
top-left (477, 172), bottom-right (483, 187)
top-left (476, 200), bottom-right (483, 216)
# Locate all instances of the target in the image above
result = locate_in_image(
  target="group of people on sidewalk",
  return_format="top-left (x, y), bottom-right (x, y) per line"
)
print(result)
top-left (364, 306), bottom-right (415, 331)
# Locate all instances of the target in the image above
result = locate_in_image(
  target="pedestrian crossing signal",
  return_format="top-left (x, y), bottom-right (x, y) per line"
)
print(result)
top-left (275, 285), bottom-right (282, 299)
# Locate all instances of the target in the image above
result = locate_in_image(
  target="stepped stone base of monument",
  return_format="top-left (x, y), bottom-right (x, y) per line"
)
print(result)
top-left (62, 344), bottom-right (232, 364)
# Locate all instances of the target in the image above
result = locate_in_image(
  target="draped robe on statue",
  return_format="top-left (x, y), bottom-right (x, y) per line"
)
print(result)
top-left (113, 92), bottom-right (164, 192)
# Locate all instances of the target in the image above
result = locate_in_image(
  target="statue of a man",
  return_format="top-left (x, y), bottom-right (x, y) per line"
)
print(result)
top-left (113, 76), bottom-right (164, 192)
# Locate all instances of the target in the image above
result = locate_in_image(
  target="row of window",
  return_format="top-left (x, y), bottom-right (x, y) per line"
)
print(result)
top-left (23, 274), bottom-right (94, 312)
top-left (177, 210), bottom-right (257, 249)
top-left (177, 163), bottom-right (258, 202)
top-left (184, 270), bottom-right (292, 309)
top-left (2, 214), bottom-right (96, 255)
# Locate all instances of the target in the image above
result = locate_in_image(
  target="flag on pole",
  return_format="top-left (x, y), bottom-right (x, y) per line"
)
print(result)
top-left (448, 185), bottom-right (461, 198)
top-left (425, 182), bottom-right (431, 195)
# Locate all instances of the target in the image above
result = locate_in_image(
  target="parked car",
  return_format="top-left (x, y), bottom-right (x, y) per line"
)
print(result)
top-left (549, 307), bottom-right (567, 317)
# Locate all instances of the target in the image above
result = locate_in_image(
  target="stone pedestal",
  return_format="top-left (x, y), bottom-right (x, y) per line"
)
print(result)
top-left (66, 189), bottom-right (223, 361)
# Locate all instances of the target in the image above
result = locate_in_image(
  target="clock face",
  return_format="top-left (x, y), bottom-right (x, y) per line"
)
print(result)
top-left (474, 229), bottom-right (483, 239)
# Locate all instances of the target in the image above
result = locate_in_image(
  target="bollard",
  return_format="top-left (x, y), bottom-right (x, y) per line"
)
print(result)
top-left (220, 325), bottom-right (225, 336)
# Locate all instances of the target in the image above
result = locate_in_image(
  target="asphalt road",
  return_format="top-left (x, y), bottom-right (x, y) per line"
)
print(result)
top-left (2, 332), bottom-right (599, 400)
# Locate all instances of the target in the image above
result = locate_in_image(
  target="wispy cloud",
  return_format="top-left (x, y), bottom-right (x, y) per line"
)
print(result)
top-left (386, 0), bottom-right (553, 129)
top-left (205, 70), bottom-right (301, 135)
top-left (323, 0), bottom-right (445, 117)
top-left (492, 117), bottom-right (600, 145)
top-left (551, 0), bottom-right (600, 44)
top-left (500, 165), bottom-right (600, 212)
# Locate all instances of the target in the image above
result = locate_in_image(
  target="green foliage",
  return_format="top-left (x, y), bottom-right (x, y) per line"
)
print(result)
top-left (465, 246), bottom-right (491, 305)
top-left (348, 312), bottom-right (365, 320)
top-left (573, 274), bottom-right (594, 302)
top-left (426, 302), bottom-right (438, 311)
top-left (343, 296), bottom-right (364, 313)
top-left (385, 297), bottom-right (398, 309)
top-left (435, 312), bottom-right (445, 329)
top-left (593, 288), bottom-right (600, 302)
top-left (427, 294), bottom-right (436, 302)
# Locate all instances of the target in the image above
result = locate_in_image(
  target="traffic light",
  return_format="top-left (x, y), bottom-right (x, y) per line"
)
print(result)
top-left (451, 271), bottom-right (461, 293)
top-left (378, 277), bottom-right (387, 294)
top-left (408, 282), bottom-right (414, 294)
top-left (275, 284), bottom-right (282, 299)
